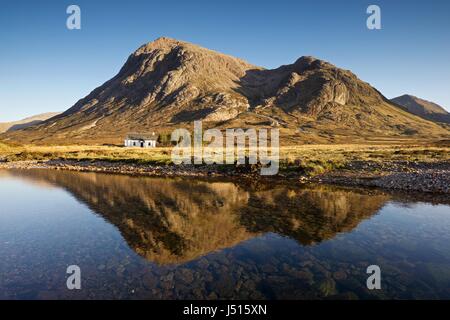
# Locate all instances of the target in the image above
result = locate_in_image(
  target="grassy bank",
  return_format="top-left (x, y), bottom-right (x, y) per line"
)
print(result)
top-left (1, 141), bottom-right (449, 176)
top-left (0, 143), bottom-right (173, 165)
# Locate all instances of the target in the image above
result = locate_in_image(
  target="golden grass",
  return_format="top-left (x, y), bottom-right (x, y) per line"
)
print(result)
top-left (279, 144), bottom-right (450, 175)
top-left (1, 141), bottom-right (449, 175)
top-left (0, 143), bottom-right (173, 164)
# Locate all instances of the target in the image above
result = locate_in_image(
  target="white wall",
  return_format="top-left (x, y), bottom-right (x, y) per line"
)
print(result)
top-left (124, 139), bottom-right (140, 147)
top-left (125, 139), bottom-right (156, 148)
top-left (144, 140), bottom-right (157, 147)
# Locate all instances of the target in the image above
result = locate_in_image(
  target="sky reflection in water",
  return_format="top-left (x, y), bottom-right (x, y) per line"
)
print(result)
top-left (0, 169), bottom-right (449, 300)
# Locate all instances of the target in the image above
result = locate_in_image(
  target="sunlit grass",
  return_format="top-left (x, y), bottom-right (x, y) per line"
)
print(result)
top-left (1, 141), bottom-right (449, 176)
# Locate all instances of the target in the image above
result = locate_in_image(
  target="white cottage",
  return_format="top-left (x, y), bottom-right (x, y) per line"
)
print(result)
top-left (124, 133), bottom-right (158, 148)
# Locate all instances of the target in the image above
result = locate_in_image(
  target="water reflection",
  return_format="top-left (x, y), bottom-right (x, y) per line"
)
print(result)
top-left (1, 169), bottom-right (450, 300)
top-left (2, 169), bottom-right (388, 264)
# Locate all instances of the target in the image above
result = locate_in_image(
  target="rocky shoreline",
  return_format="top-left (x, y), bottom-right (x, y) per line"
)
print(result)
top-left (311, 160), bottom-right (450, 194)
top-left (1, 159), bottom-right (449, 194)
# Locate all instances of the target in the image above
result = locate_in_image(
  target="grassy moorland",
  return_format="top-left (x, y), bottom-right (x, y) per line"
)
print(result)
top-left (1, 141), bottom-right (449, 176)
top-left (0, 142), bottom-right (173, 165)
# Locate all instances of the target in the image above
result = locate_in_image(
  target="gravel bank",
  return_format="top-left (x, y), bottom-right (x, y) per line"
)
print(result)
top-left (1, 159), bottom-right (449, 194)
top-left (312, 161), bottom-right (450, 194)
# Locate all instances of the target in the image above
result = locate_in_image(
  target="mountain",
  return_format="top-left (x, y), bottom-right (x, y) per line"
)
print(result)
top-left (2, 37), bottom-right (448, 144)
top-left (0, 112), bottom-right (60, 133)
top-left (391, 95), bottom-right (450, 124)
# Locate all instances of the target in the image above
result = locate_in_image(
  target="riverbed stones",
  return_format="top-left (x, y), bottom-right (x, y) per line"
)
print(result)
top-left (2, 159), bottom-right (449, 193)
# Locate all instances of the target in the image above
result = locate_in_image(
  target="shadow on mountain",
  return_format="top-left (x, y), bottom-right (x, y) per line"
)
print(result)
top-left (170, 107), bottom-right (215, 123)
top-left (6, 120), bottom-right (43, 132)
top-left (4, 169), bottom-right (391, 264)
top-left (233, 56), bottom-right (328, 112)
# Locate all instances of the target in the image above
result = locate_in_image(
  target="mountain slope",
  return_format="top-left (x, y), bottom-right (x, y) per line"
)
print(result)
top-left (391, 95), bottom-right (450, 124)
top-left (2, 37), bottom-right (448, 144)
top-left (0, 112), bottom-right (60, 133)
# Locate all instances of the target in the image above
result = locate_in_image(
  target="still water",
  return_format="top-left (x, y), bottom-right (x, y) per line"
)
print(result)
top-left (0, 169), bottom-right (449, 300)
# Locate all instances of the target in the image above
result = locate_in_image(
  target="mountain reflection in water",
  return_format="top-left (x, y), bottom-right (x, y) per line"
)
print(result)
top-left (1, 169), bottom-right (450, 300)
top-left (3, 169), bottom-right (388, 264)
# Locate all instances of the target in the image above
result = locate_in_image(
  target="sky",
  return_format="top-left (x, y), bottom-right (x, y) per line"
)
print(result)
top-left (0, 0), bottom-right (449, 121)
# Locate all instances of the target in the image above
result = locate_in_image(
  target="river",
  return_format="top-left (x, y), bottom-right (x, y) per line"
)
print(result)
top-left (0, 169), bottom-right (449, 299)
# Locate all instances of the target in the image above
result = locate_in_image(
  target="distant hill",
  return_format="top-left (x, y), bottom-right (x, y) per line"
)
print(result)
top-left (0, 112), bottom-right (61, 133)
top-left (391, 95), bottom-right (450, 124)
top-left (2, 37), bottom-right (449, 144)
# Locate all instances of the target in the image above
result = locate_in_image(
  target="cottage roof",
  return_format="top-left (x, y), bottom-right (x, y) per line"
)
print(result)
top-left (126, 132), bottom-right (158, 140)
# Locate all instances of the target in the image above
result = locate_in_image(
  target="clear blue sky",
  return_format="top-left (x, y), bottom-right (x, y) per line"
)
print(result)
top-left (1, 0), bottom-right (449, 121)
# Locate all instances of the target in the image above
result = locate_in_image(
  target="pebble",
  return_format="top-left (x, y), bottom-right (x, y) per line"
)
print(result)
top-left (1, 159), bottom-right (449, 194)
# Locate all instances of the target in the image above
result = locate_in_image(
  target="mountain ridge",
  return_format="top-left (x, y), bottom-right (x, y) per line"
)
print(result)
top-left (2, 37), bottom-right (448, 144)
top-left (391, 94), bottom-right (450, 124)
top-left (0, 112), bottom-right (61, 133)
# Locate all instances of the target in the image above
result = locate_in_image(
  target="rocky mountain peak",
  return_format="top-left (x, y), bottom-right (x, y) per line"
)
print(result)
top-left (133, 37), bottom-right (188, 56)
top-left (2, 38), bottom-right (448, 144)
